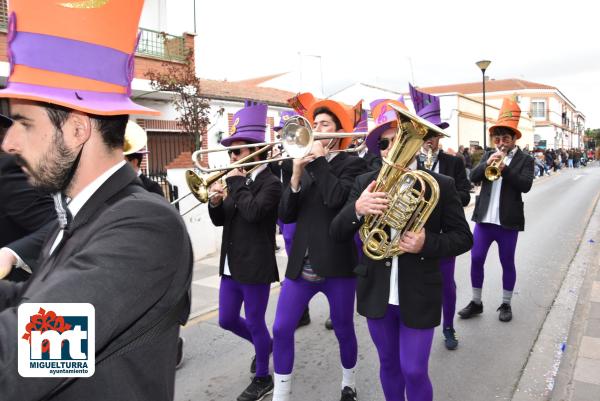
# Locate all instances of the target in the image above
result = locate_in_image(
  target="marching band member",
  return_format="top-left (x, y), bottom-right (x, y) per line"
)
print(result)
top-left (208, 101), bottom-right (281, 401)
top-left (410, 84), bottom-right (471, 350)
top-left (272, 94), bottom-right (366, 401)
top-left (330, 100), bottom-right (473, 401)
top-left (0, 1), bottom-right (192, 399)
top-left (123, 121), bottom-right (165, 196)
top-left (458, 97), bottom-right (534, 322)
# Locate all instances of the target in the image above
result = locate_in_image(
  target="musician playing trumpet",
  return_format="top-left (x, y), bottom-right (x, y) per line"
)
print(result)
top-left (330, 99), bottom-right (472, 401)
top-left (458, 97), bottom-right (534, 323)
top-left (208, 100), bottom-right (282, 401)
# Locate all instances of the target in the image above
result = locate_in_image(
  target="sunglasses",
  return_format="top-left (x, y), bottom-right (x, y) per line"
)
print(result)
top-left (228, 148), bottom-right (242, 156)
top-left (378, 138), bottom-right (392, 151)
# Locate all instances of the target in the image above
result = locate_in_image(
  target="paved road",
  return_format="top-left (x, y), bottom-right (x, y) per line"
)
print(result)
top-left (174, 164), bottom-right (600, 401)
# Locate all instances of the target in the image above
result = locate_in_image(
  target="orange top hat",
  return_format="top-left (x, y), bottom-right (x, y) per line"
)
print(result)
top-left (489, 97), bottom-right (522, 139)
top-left (288, 92), bottom-right (362, 150)
top-left (0, 0), bottom-right (159, 116)
top-left (365, 99), bottom-right (409, 156)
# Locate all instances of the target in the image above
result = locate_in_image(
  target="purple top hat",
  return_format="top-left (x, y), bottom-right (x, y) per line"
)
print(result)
top-left (221, 100), bottom-right (268, 147)
top-left (409, 83), bottom-right (449, 130)
top-left (273, 110), bottom-right (299, 132)
top-left (366, 98), bottom-right (408, 156)
top-left (353, 109), bottom-right (368, 133)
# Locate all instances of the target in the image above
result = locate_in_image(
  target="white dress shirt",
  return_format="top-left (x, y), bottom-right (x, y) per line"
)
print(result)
top-left (481, 147), bottom-right (517, 226)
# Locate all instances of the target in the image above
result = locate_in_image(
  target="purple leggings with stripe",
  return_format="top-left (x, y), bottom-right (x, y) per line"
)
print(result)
top-left (272, 276), bottom-right (358, 374)
top-left (470, 223), bottom-right (519, 291)
top-left (367, 304), bottom-right (434, 401)
top-left (219, 276), bottom-right (272, 377)
top-left (440, 256), bottom-right (457, 329)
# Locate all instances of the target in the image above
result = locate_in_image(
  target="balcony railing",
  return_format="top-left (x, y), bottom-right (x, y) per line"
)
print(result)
top-left (0, 4), bottom-right (185, 63)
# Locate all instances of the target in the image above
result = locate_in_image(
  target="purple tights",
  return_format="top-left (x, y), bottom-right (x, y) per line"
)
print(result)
top-left (272, 276), bottom-right (358, 374)
top-left (470, 223), bottom-right (519, 291)
top-left (367, 304), bottom-right (434, 401)
top-left (219, 276), bottom-right (272, 377)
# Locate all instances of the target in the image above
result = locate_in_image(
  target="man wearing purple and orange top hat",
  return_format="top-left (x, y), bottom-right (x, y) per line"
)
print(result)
top-left (0, 1), bottom-right (192, 399)
top-left (330, 98), bottom-right (472, 401)
top-left (459, 97), bottom-right (534, 323)
top-left (410, 84), bottom-right (472, 351)
top-left (208, 100), bottom-right (281, 401)
top-left (273, 93), bottom-right (366, 401)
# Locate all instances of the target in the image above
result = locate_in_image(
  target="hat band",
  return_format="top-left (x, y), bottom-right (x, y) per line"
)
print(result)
top-left (233, 124), bottom-right (267, 133)
top-left (419, 108), bottom-right (442, 121)
top-left (11, 31), bottom-right (131, 87)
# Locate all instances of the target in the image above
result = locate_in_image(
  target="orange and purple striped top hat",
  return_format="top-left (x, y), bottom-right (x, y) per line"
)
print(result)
top-left (0, 0), bottom-right (159, 116)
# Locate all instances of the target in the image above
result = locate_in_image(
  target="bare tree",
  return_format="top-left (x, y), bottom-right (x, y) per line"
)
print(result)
top-left (146, 48), bottom-right (211, 151)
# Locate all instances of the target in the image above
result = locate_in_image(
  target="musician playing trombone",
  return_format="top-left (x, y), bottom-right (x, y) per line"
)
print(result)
top-left (330, 99), bottom-right (472, 401)
top-left (272, 93), bottom-right (367, 401)
top-left (207, 101), bottom-right (282, 401)
top-left (458, 97), bottom-right (534, 323)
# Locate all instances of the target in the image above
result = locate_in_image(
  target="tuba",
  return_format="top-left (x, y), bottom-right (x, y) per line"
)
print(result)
top-left (359, 104), bottom-right (444, 261)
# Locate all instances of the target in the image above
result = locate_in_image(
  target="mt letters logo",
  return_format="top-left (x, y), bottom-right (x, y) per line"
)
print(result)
top-left (18, 303), bottom-right (95, 377)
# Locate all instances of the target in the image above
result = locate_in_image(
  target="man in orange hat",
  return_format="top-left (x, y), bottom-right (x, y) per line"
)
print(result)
top-left (458, 97), bottom-right (534, 323)
top-left (272, 93), bottom-right (366, 401)
top-left (0, 1), bottom-right (192, 399)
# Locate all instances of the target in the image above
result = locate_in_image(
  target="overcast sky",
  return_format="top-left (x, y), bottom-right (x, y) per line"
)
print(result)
top-left (176, 0), bottom-right (599, 127)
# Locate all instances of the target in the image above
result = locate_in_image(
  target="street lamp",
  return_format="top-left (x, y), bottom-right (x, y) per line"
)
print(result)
top-left (476, 60), bottom-right (491, 150)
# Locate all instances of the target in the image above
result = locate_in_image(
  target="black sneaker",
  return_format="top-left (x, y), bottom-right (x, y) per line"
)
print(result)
top-left (237, 375), bottom-right (274, 401)
top-left (443, 327), bottom-right (458, 350)
top-left (458, 301), bottom-right (483, 319)
top-left (297, 307), bottom-right (311, 329)
top-left (497, 303), bottom-right (512, 322)
top-left (175, 337), bottom-right (184, 369)
top-left (325, 317), bottom-right (334, 330)
top-left (340, 386), bottom-right (357, 401)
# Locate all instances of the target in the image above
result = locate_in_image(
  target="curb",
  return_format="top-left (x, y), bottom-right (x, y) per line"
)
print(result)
top-left (511, 190), bottom-right (600, 400)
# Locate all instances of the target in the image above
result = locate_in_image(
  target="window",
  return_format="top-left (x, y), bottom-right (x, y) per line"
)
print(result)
top-left (531, 100), bottom-right (546, 119)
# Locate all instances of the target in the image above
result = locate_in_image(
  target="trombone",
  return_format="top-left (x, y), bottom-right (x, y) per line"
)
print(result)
top-left (174, 116), bottom-right (367, 208)
top-left (192, 115), bottom-right (367, 173)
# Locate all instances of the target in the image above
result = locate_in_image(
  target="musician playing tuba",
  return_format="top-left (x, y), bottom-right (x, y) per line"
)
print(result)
top-left (330, 99), bottom-right (473, 401)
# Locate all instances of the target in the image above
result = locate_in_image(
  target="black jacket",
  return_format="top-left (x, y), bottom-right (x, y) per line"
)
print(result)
top-left (0, 163), bottom-right (192, 401)
top-left (209, 168), bottom-right (281, 284)
top-left (279, 153), bottom-right (367, 279)
top-left (470, 148), bottom-right (534, 231)
top-left (138, 173), bottom-right (165, 197)
top-left (436, 151), bottom-right (471, 207)
top-left (330, 169), bottom-right (473, 328)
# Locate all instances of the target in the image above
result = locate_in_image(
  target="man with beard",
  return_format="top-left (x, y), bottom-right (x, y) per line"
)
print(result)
top-left (0, 1), bottom-right (192, 400)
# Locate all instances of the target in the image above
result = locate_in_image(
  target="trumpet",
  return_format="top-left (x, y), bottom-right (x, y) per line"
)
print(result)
top-left (485, 147), bottom-right (507, 181)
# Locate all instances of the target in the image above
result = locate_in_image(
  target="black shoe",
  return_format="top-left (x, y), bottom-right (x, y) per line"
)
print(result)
top-left (250, 355), bottom-right (256, 374)
top-left (297, 307), bottom-right (311, 328)
top-left (237, 375), bottom-right (274, 401)
top-left (340, 386), bottom-right (357, 401)
top-left (443, 327), bottom-right (458, 350)
top-left (497, 303), bottom-right (512, 322)
top-left (175, 337), bottom-right (184, 369)
top-left (325, 317), bottom-right (334, 330)
top-left (458, 301), bottom-right (483, 319)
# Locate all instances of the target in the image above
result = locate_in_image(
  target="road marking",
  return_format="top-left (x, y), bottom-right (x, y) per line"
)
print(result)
top-left (574, 175), bottom-right (584, 181)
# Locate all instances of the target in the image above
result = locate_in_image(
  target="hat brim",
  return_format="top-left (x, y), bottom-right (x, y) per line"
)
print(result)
top-left (489, 124), bottom-right (522, 140)
top-left (0, 82), bottom-right (159, 116)
top-left (366, 121), bottom-right (396, 156)
top-left (437, 122), bottom-right (449, 130)
top-left (221, 133), bottom-right (265, 147)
